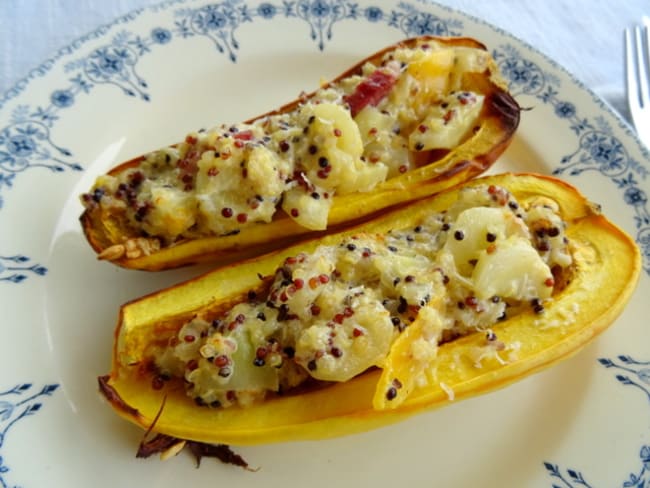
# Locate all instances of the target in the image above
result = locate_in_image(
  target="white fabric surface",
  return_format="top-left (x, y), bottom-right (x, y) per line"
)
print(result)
top-left (0, 0), bottom-right (648, 119)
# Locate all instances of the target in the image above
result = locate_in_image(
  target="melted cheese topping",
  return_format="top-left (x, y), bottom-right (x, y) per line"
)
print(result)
top-left (83, 40), bottom-right (490, 244)
top-left (153, 185), bottom-right (573, 408)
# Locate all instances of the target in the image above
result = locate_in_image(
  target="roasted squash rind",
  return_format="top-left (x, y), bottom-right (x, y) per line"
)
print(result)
top-left (99, 173), bottom-right (641, 445)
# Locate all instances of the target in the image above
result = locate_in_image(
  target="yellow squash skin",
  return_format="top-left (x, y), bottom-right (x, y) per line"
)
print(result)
top-left (99, 173), bottom-right (641, 446)
top-left (81, 35), bottom-right (520, 271)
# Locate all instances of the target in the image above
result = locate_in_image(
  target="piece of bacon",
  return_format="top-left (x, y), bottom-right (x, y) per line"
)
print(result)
top-left (343, 70), bottom-right (397, 117)
top-left (233, 130), bottom-right (254, 141)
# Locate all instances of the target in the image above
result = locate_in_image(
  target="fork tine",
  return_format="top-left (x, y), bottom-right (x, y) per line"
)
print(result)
top-left (625, 27), bottom-right (639, 108)
top-left (625, 19), bottom-right (650, 149)
top-left (636, 25), bottom-right (650, 108)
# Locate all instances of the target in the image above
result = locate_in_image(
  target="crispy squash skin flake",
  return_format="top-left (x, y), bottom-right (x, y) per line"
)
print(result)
top-left (99, 173), bottom-right (641, 447)
top-left (80, 35), bottom-right (521, 271)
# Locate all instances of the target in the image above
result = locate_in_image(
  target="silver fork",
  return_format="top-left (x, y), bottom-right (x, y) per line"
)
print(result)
top-left (625, 17), bottom-right (650, 149)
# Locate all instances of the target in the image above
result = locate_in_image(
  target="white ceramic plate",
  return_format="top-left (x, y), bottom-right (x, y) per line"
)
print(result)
top-left (1, 0), bottom-right (648, 486)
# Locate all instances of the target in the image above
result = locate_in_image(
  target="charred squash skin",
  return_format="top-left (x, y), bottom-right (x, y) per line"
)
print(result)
top-left (99, 173), bottom-right (641, 446)
top-left (80, 36), bottom-right (520, 271)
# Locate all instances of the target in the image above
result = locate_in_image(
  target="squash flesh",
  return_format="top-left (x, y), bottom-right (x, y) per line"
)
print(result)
top-left (100, 173), bottom-right (641, 445)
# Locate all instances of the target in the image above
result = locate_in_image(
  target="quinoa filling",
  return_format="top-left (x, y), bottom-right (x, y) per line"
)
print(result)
top-left (149, 184), bottom-right (574, 408)
top-left (82, 39), bottom-right (491, 245)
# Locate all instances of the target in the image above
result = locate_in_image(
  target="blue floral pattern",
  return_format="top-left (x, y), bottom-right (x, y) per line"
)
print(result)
top-left (174, 2), bottom-right (245, 61)
top-left (84, 44), bottom-right (148, 100)
top-left (296, 0), bottom-right (356, 51)
top-left (0, 104), bottom-right (82, 210)
top-left (0, 384), bottom-right (59, 488)
top-left (0, 256), bottom-right (47, 284)
top-left (544, 356), bottom-right (650, 487)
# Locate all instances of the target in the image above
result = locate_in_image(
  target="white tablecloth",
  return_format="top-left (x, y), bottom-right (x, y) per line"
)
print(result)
top-left (1, 1), bottom-right (647, 120)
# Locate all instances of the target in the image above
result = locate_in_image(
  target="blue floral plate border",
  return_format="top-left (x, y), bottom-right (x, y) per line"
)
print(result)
top-left (0, 0), bottom-right (648, 486)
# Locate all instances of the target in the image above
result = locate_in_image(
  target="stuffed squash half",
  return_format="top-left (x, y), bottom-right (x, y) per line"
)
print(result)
top-left (80, 35), bottom-right (520, 270)
top-left (99, 173), bottom-right (640, 449)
